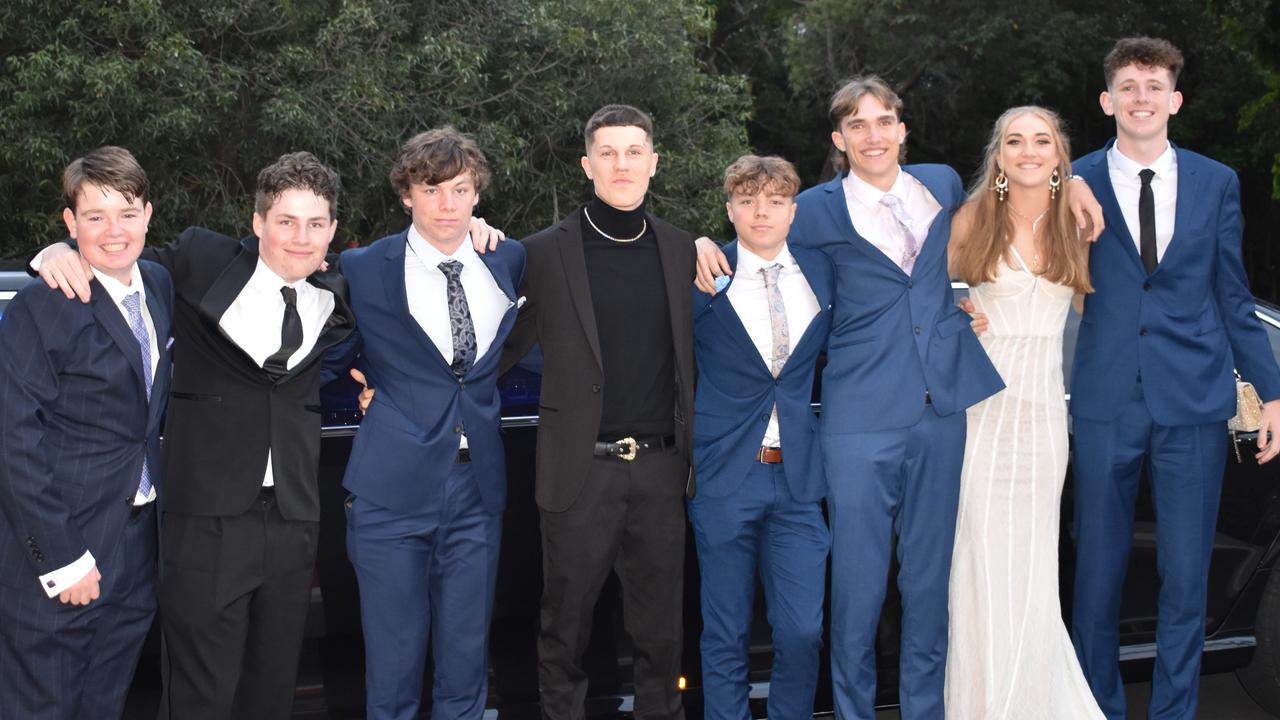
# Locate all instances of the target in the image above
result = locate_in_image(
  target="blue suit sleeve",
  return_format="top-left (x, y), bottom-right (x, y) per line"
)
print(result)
top-left (0, 293), bottom-right (90, 576)
top-left (1213, 172), bottom-right (1280, 402)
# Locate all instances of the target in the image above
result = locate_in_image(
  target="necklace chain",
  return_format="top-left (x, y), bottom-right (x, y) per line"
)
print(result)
top-left (584, 208), bottom-right (647, 243)
top-left (1007, 204), bottom-right (1049, 271)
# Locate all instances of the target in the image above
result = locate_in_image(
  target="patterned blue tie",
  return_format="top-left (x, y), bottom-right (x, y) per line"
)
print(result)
top-left (438, 260), bottom-right (477, 377)
top-left (122, 292), bottom-right (153, 499)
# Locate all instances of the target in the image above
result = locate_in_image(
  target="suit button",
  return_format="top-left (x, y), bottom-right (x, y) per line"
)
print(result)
top-left (1143, 282), bottom-right (1152, 291)
top-left (760, 414), bottom-right (769, 422)
top-left (914, 326), bottom-right (922, 335)
top-left (907, 280), bottom-right (914, 289)
top-left (774, 379), bottom-right (781, 386)
top-left (454, 424), bottom-right (463, 433)
top-left (1139, 328), bottom-right (1148, 336)
top-left (458, 382), bottom-right (465, 391)
top-left (592, 384), bottom-right (601, 393)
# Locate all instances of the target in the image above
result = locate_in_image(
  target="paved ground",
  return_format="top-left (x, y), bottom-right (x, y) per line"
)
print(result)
top-left (867, 672), bottom-right (1276, 719)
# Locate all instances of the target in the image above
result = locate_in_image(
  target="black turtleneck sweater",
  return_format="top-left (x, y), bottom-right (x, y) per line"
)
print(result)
top-left (580, 196), bottom-right (676, 439)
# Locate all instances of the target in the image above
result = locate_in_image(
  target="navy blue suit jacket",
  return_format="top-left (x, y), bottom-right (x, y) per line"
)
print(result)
top-left (1071, 141), bottom-right (1280, 424)
top-left (789, 166), bottom-right (1003, 432)
top-left (339, 229), bottom-right (526, 515)
top-left (692, 242), bottom-right (834, 502)
top-left (0, 262), bottom-right (173, 593)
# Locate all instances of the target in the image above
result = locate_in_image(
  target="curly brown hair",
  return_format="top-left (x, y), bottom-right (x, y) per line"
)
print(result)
top-left (723, 155), bottom-right (800, 199)
top-left (254, 152), bottom-right (340, 219)
top-left (390, 127), bottom-right (490, 205)
top-left (1104, 37), bottom-right (1184, 88)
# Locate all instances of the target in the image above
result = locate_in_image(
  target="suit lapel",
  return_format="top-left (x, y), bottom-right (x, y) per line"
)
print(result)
top-left (89, 279), bottom-right (148, 400)
top-left (904, 165), bottom-right (952, 274)
top-left (472, 248), bottom-right (519, 372)
top-left (140, 265), bottom-right (172, 430)
top-left (821, 173), bottom-right (907, 277)
top-left (555, 212), bottom-right (604, 370)
top-left (1086, 143), bottom-right (1145, 274)
top-left (381, 230), bottom-right (454, 374)
top-left (198, 236), bottom-right (258, 323)
top-left (1158, 144), bottom-right (1198, 273)
top-left (706, 243), bottom-right (771, 375)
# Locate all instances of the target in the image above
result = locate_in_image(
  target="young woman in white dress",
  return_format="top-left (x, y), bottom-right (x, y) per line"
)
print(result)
top-left (944, 106), bottom-right (1104, 719)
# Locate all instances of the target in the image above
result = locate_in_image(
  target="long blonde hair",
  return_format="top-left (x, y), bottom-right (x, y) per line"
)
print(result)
top-left (951, 106), bottom-right (1092, 293)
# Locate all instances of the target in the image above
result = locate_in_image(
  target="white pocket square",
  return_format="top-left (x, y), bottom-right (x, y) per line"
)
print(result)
top-left (166, 337), bottom-right (175, 350)
top-left (517, 296), bottom-right (527, 308)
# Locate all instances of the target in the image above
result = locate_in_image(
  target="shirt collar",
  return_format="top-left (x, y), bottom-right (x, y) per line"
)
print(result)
top-left (407, 224), bottom-right (477, 268)
top-left (735, 242), bottom-right (796, 277)
top-left (1109, 141), bottom-right (1176, 181)
top-left (842, 165), bottom-right (907, 209)
top-left (247, 257), bottom-right (309, 295)
top-left (90, 262), bottom-right (144, 307)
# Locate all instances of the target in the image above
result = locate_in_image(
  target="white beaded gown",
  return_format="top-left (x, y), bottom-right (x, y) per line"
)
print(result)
top-left (944, 248), bottom-right (1104, 719)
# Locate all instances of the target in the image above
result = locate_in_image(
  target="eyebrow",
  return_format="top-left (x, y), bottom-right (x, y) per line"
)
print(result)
top-left (847, 114), bottom-right (895, 124)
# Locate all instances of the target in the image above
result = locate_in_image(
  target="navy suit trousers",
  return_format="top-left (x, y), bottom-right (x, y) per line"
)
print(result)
top-left (688, 460), bottom-right (829, 720)
top-left (0, 504), bottom-right (156, 720)
top-left (1071, 380), bottom-right (1226, 720)
top-left (346, 460), bottom-right (502, 720)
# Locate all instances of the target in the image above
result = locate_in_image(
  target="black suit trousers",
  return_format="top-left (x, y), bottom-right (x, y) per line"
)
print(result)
top-left (538, 448), bottom-right (687, 720)
top-left (157, 493), bottom-right (318, 720)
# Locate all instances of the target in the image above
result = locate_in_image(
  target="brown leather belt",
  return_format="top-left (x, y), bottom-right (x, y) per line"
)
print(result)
top-left (594, 435), bottom-right (676, 462)
top-left (757, 446), bottom-right (783, 464)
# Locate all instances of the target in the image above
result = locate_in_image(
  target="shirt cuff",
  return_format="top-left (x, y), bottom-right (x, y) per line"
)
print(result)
top-left (29, 245), bottom-right (51, 272)
top-left (38, 550), bottom-right (95, 598)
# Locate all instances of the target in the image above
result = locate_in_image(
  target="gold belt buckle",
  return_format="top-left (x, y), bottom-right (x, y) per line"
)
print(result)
top-left (616, 437), bottom-right (638, 461)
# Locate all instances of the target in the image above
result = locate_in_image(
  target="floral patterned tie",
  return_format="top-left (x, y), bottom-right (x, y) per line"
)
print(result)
top-left (438, 260), bottom-right (477, 377)
top-left (880, 193), bottom-right (920, 274)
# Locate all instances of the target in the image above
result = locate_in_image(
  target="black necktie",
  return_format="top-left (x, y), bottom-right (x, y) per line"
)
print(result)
top-left (264, 286), bottom-right (303, 378)
top-left (1139, 168), bottom-right (1157, 275)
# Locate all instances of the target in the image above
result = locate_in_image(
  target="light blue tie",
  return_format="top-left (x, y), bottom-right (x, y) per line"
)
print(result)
top-left (880, 193), bottom-right (920, 274)
top-left (122, 292), bottom-right (153, 499)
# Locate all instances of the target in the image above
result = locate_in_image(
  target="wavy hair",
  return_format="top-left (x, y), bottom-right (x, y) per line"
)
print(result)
top-left (951, 106), bottom-right (1091, 294)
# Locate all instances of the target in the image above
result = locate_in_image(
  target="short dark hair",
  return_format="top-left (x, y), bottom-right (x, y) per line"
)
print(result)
top-left (389, 127), bottom-right (490, 201)
top-left (1104, 37), bottom-right (1185, 88)
top-left (255, 152), bottom-right (341, 219)
top-left (62, 146), bottom-right (148, 212)
top-left (723, 155), bottom-right (801, 199)
top-left (584, 105), bottom-right (654, 150)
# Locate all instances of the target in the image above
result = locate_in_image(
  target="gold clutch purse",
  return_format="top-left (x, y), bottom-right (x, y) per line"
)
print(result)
top-left (1229, 370), bottom-right (1265, 462)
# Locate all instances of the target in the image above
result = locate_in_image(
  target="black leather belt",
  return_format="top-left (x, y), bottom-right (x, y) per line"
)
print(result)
top-left (594, 435), bottom-right (676, 462)
top-left (129, 502), bottom-right (155, 520)
top-left (457, 448), bottom-right (471, 464)
top-left (258, 486), bottom-right (276, 503)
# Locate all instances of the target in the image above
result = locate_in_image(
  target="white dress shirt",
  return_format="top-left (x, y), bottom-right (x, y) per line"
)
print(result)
top-left (1108, 142), bottom-right (1178, 262)
top-left (40, 262), bottom-right (159, 597)
top-left (218, 258), bottom-right (334, 487)
top-left (725, 243), bottom-right (820, 448)
top-left (842, 167), bottom-right (942, 265)
top-left (404, 226), bottom-right (512, 448)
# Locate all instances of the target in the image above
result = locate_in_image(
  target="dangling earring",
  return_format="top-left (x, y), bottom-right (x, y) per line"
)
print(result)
top-left (1049, 168), bottom-right (1062, 200)
top-left (994, 168), bottom-right (1008, 202)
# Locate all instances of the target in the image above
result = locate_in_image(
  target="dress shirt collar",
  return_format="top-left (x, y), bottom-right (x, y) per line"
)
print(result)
top-left (406, 224), bottom-right (477, 267)
top-left (91, 262), bottom-right (145, 306)
top-left (735, 242), bottom-right (796, 278)
top-left (247, 256), bottom-right (310, 295)
top-left (842, 165), bottom-right (908, 209)
top-left (1109, 141), bottom-right (1176, 181)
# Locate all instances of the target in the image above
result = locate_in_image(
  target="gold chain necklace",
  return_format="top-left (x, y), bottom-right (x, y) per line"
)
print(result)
top-left (584, 208), bottom-right (647, 243)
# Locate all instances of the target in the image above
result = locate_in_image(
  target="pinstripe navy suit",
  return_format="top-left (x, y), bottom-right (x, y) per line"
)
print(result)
top-left (0, 262), bottom-right (173, 720)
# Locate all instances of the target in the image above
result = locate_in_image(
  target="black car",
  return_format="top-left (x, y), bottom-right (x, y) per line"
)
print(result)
top-left (3, 268), bottom-right (1280, 717)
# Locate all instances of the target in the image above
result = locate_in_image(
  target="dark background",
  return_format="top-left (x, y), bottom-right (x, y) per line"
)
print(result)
top-left (2, 0), bottom-right (1276, 300)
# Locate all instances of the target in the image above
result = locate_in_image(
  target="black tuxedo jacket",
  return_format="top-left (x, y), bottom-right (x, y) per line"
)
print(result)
top-left (143, 227), bottom-right (357, 522)
top-left (500, 209), bottom-right (696, 512)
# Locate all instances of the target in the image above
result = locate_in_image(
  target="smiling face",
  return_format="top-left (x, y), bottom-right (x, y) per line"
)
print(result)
top-left (581, 125), bottom-right (658, 211)
top-left (401, 172), bottom-right (479, 253)
top-left (252, 188), bottom-right (336, 283)
top-left (999, 112), bottom-right (1062, 190)
top-left (830, 93), bottom-right (906, 192)
top-left (1101, 64), bottom-right (1182, 146)
top-left (726, 189), bottom-right (796, 260)
top-left (63, 183), bottom-right (151, 284)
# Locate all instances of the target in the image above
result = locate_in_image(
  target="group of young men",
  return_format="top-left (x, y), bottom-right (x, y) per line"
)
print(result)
top-left (1, 34), bottom-right (1278, 720)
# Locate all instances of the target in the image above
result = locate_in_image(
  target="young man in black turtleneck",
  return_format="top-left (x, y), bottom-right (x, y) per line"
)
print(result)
top-left (500, 104), bottom-right (696, 720)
